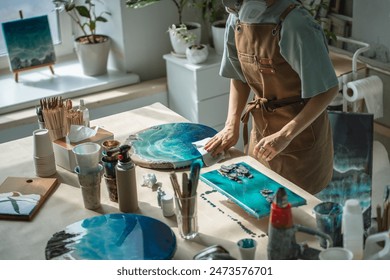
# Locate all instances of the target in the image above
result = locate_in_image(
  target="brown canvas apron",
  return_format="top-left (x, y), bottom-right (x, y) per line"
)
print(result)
top-left (236, 4), bottom-right (333, 194)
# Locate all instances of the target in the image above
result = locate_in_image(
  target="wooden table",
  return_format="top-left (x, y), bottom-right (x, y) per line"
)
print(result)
top-left (0, 102), bottom-right (322, 260)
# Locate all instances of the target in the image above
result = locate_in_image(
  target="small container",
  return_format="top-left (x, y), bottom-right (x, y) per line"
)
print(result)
top-left (237, 238), bottom-right (257, 260)
top-left (161, 193), bottom-right (175, 217)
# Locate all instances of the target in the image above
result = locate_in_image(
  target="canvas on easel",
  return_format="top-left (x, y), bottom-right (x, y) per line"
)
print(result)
top-left (1, 15), bottom-right (55, 82)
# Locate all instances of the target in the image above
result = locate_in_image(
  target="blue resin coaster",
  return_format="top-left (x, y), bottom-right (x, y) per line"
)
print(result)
top-left (45, 213), bottom-right (177, 260)
top-left (127, 122), bottom-right (217, 169)
top-left (200, 162), bottom-right (306, 218)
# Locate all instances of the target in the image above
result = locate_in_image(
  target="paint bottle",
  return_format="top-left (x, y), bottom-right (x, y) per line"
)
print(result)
top-left (267, 187), bottom-right (298, 260)
top-left (115, 145), bottom-right (138, 213)
top-left (342, 199), bottom-right (364, 260)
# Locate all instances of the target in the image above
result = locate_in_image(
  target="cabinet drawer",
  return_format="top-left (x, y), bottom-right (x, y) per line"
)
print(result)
top-left (196, 68), bottom-right (230, 101)
top-left (198, 93), bottom-right (229, 127)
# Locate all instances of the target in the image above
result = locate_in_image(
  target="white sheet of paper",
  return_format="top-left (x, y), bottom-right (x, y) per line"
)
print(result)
top-left (68, 125), bottom-right (98, 143)
top-left (192, 137), bottom-right (225, 166)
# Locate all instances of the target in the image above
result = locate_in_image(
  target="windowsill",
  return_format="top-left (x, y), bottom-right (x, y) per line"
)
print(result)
top-left (0, 55), bottom-right (140, 114)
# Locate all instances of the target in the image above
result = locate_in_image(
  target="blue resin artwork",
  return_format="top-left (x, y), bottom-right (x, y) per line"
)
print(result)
top-left (127, 123), bottom-right (217, 169)
top-left (0, 192), bottom-right (40, 216)
top-left (315, 112), bottom-right (373, 229)
top-left (45, 213), bottom-right (177, 260)
top-left (2, 15), bottom-right (55, 72)
top-left (200, 162), bottom-right (306, 218)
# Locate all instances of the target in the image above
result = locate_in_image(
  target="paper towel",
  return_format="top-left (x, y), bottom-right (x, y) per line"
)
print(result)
top-left (345, 75), bottom-right (383, 119)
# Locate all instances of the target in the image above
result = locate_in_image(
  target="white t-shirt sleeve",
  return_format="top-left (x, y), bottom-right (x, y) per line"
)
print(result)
top-left (279, 7), bottom-right (339, 98)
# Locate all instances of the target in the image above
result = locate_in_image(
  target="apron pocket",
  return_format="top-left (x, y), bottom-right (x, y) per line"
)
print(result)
top-left (238, 53), bottom-right (263, 84)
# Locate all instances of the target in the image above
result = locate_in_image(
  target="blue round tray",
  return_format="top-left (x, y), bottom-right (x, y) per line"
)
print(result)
top-left (128, 122), bottom-right (217, 169)
top-left (45, 213), bottom-right (177, 260)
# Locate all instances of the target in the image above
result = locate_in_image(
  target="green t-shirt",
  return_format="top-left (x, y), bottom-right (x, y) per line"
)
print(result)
top-left (220, 0), bottom-right (339, 98)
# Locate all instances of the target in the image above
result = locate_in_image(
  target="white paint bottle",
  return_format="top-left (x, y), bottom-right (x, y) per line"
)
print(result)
top-left (342, 199), bottom-right (364, 260)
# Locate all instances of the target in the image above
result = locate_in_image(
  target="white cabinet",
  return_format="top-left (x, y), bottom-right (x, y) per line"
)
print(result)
top-left (163, 51), bottom-right (230, 129)
top-left (163, 51), bottom-right (245, 151)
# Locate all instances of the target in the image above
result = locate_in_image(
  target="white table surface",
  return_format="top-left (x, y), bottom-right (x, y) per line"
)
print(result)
top-left (0, 102), bottom-right (322, 260)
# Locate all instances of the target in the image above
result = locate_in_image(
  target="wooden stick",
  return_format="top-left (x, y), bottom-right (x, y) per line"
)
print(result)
top-left (386, 202), bottom-right (390, 231)
top-left (169, 171), bottom-right (182, 199)
top-left (383, 202), bottom-right (389, 231)
top-left (377, 204), bottom-right (383, 232)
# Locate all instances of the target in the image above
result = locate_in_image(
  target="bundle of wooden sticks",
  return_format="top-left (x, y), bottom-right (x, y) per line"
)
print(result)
top-left (39, 97), bottom-right (86, 140)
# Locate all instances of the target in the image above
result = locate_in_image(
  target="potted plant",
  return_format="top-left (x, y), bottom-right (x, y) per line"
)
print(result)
top-left (126, 0), bottom-right (201, 56)
top-left (186, 43), bottom-right (209, 64)
top-left (53, 0), bottom-right (111, 76)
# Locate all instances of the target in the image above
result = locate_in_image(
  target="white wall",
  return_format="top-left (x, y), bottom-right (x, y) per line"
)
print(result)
top-left (100, 0), bottom-right (207, 81)
top-left (352, 0), bottom-right (390, 59)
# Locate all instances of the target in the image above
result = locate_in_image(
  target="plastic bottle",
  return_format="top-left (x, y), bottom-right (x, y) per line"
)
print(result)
top-left (115, 145), bottom-right (138, 213)
top-left (342, 199), bottom-right (364, 260)
top-left (78, 99), bottom-right (90, 127)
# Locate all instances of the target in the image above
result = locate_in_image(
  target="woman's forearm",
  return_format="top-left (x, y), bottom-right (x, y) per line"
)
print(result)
top-left (225, 79), bottom-right (251, 128)
top-left (280, 85), bottom-right (339, 141)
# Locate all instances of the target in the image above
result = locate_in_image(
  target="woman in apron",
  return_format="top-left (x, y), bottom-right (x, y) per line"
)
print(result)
top-left (205, 0), bottom-right (339, 194)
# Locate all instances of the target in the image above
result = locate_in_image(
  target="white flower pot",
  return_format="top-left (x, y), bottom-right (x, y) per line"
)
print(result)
top-left (186, 44), bottom-right (209, 64)
top-left (169, 22), bottom-right (201, 56)
top-left (211, 20), bottom-right (226, 56)
top-left (74, 35), bottom-right (110, 76)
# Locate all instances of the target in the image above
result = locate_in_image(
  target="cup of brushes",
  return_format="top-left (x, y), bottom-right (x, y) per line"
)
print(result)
top-left (170, 159), bottom-right (203, 240)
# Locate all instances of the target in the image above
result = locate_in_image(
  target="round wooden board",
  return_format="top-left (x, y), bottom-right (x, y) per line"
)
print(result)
top-left (127, 123), bottom-right (217, 169)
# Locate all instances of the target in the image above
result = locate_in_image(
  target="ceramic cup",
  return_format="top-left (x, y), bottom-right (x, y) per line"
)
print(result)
top-left (75, 164), bottom-right (103, 210)
top-left (72, 142), bottom-right (101, 174)
top-left (313, 201), bottom-right (343, 248)
top-left (237, 238), bottom-right (257, 260)
top-left (319, 247), bottom-right (353, 260)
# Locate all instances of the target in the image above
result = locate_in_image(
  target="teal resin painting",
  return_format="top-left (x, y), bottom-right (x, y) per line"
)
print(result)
top-left (2, 15), bottom-right (55, 72)
top-left (45, 213), bottom-right (177, 260)
top-left (315, 112), bottom-right (373, 229)
top-left (200, 162), bottom-right (306, 218)
top-left (127, 123), bottom-right (217, 169)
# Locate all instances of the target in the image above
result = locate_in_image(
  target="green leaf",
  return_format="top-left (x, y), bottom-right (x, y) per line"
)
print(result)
top-left (75, 5), bottom-right (91, 18)
top-left (126, 0), bottom-right (160, 9)
top-left (65, 3), bottom-right (76, 12)
top-left (96, 16), bottom-right (107, 22)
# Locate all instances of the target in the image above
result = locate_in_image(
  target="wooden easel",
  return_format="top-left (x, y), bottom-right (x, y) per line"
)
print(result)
top-left (14, 63), bottom-right (55, 83)
top-left (13, 10), bottom-right (55, 83)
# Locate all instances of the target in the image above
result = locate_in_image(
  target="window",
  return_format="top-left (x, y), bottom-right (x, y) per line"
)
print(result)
top-left (0, 0), bottom-right (73, 70)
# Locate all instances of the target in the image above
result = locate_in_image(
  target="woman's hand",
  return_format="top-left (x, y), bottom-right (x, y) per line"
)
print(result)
top-left (205, 124), bottom-right (239, 157)
top-left (253, 131), bottom-right (292, 162)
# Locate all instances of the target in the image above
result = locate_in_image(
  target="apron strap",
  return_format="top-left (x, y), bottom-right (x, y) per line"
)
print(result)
top-left (241, 98), bottom-right (267, 153)
top-left (272, 3), bottom-right (298, 36)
